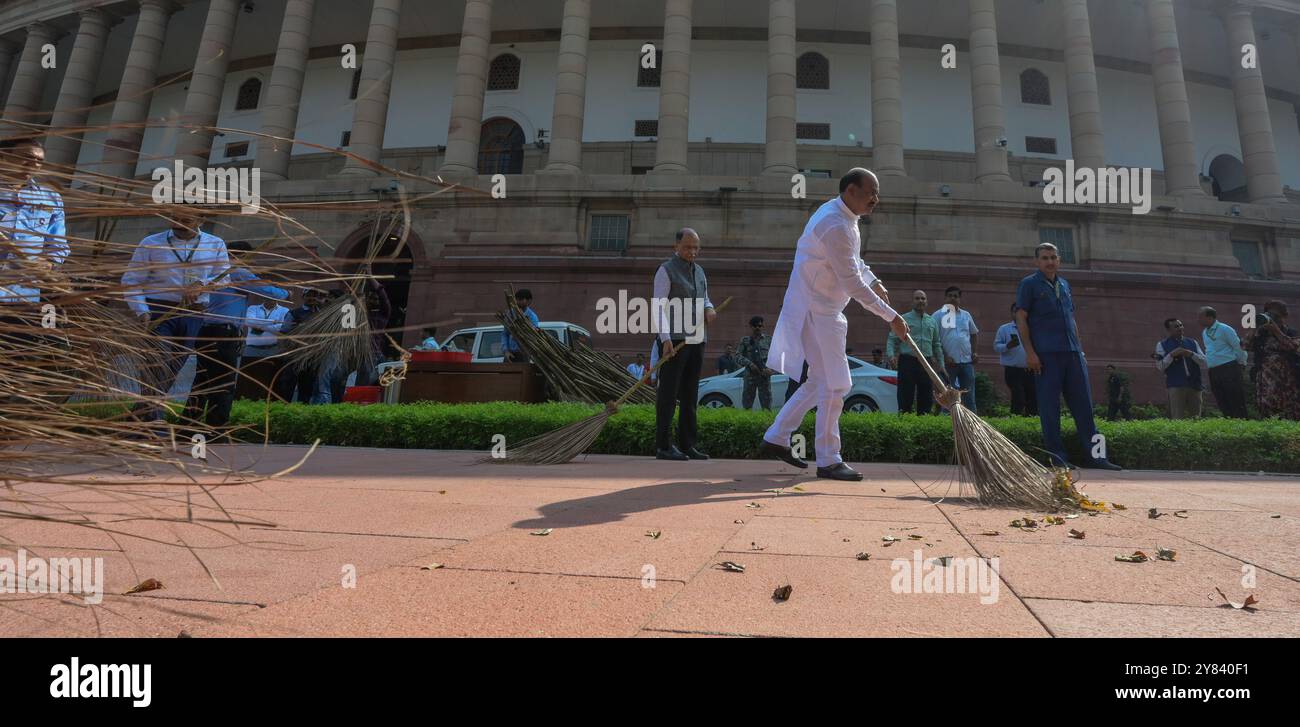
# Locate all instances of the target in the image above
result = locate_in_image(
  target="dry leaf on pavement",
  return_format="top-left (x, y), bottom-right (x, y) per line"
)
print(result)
top-left (1115, 551), bottom-right (1149, 563)
top-left (772, 584), bottom-right (793, 601)
top-left (645, 530), bottom-right (662, 539)
top-left (1156, 547), bottom-right (1177, 561)
top-left (530, 528), bottom-right (553, 536)
top-left (1068, 529), bottom-right (1085, 539)
top-left (718, 561), bottom-right (745, 573)
top-left (1214, 587), bottom-right (1259, 610)
top-left (123, 578), bottom-right (163, 594)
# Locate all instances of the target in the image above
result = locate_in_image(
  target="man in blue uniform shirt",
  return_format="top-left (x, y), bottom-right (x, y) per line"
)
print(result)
top-left (1014, 242), bottom-right (1121, 470)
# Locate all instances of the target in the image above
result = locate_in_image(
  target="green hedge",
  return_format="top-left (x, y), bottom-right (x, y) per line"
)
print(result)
top-left (224, 400), bottom-right (1300, 473)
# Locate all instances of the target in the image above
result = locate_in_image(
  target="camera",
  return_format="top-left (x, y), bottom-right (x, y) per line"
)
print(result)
top-left (1258, 311), bottom-right (1273, 327)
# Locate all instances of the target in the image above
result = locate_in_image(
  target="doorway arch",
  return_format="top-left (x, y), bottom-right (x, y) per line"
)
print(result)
top-left (1207, 153), bottom-right (1247, 202)
top-left (478, 117), bottom-right (524, 174)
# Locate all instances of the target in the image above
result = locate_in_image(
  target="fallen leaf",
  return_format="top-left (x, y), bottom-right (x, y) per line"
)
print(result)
top-left (745, 502), bottom-right (762, 509)
top-left (1010, 518), bottom-right (1039, 530)
top-left (733, 519), bottom-right (745, 524)
top-left (1115, 551), bottom-right (1149, 563)
top-left (1044, 516), bottom-right (1065, 526)
top-left (1068, 529), bottom-right (1085, 539)
top-left (1174, 510), bottom-right (1189, 519)
top-left (880, 488), bottom-right (886, 493)
top-left (530, 528), bottom-right (552, 536)
top-left (981, 530), bottom-right (1001, 536)
top-left (882, 535), bottom-right (900, 543)
top-left (792, 485), bottom-right (805, 492)
top-left (437, 490), bottom-right (447, 495)
top-left (1156, 547), bottom-right (1177, 562)
top-left (177, 630), bottom-right (192, 638)
top-left (718, 561), bottom-right (745, 573)
top-left (1112, 503), bottom-right (1127, 511)
top-left (1065, 514), bottom-right (1080, 519)
top-left (772, 584), bottom-right (793, 601)
top-left (855, 552), bottom-right (871, 561)
top-left (420, 563), bottom-right (444, 570)
top-left (1148, 508), bottom-right (1164, 519)
top-left (1270, 514), bottom-right (1280, 518)
top-left (645, 530), bottom-right (662, 540)
top-left (899, 527), bottom-right (919, 531)
top-left (907, 534), bottom-right (924, 540)
top-left (124, 578), bottom-right (163, 594)
top-left (842, 538), bottom-right (850, 542)
top-left (930, 556), bottom-right (953, 567)
top-left (750, 542), bottom-right (766, 551)
top-left (1214, 587), bottom-right (1259, 610)
top-left (1079, 499), bottom-right (1109, 513)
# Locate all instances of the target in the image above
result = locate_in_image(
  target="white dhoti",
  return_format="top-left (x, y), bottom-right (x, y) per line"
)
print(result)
top-left (764, 310), bottom-right (851, 468)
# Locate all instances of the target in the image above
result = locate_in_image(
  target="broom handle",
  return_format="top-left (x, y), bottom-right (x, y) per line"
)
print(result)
top-left (903, 332), bottom-right (956, 394)
top-left (609, 296), bottom-right (733, 410)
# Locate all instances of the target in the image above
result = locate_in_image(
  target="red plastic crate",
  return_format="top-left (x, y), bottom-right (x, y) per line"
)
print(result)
top-left (341, 385), bottom-right (383, 404)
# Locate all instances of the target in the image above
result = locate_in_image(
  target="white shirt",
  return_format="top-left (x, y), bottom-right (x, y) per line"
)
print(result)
top-left (767, 197), bottom-right (897, 377)
top-left (245, 303), bottom-right (290, 347)
top-left (121, 229), bottom-right (230, 316)
top-left (936, 305), bottom-right (979, 363)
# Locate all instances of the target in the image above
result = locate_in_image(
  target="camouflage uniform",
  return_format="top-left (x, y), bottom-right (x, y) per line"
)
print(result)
top-left (736, 333), bottom-right (773, 410)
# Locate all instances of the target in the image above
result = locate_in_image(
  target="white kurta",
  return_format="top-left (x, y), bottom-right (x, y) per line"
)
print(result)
top-left (764, 196), bottom-right (898, 467)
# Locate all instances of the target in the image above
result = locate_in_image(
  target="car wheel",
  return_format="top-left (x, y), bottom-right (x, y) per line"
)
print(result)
top-left (845, 395), bottom-right (878, 414)
top-left (700, 393), bottom-right (733, 409)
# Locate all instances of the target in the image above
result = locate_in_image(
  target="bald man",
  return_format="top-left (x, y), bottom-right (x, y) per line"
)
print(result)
top-left (652, 228), bottom-right (716, 461)
top-left (762, 168), bottom-right (908, 481)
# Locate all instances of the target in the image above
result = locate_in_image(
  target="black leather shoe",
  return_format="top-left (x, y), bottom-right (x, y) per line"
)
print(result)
top-left (1082, 459), bottom-right (1123, 471)
top-left (656, 447), bottom-right (688, 461)
top-left (684, 447), bottom-right (710, 460)
top-left (760, 440), bottom-right (808, 469)
top-left (816, 462), bottom-right (863, 481)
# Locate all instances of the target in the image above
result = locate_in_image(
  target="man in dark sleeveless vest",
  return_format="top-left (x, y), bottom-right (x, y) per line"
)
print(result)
top-left (1155, 317), bottom-right (1207, 419)
top-left (652, 228), bottom-right (716, 460)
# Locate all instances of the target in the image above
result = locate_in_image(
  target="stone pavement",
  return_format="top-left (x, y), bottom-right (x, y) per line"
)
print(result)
top-left (2, 446), bottom-right (1297, 637)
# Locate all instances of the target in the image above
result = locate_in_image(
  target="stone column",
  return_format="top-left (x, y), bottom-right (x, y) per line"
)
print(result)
top-left (46, 9), bottom-right (114, 169)
top-left (1062, 0), bottom-right (1105, 169)
top-left (338, 0), bottom-right (404, 176)
top-left (1221, 1), bottom-right (1285, 203)
top-left (0, 39), bottom-right (20, 110)
top-left (256, 0), bottom-right (318, 180)
top-left (869, 0), bottom-right (905, 176)
top-left (968, 0), bottom-right (1011, 183)
top-left (1145, 0), bottom-right (1203, 196)
top-left (652, 0), bottom-right (693, 173)
top-left (439, 0), bottom-right (494, 175)
top-left (174, 0), bottom-right (242, 169)
top-left (102, 0), bottom-right (177, 181)
top-left (541, 0), bottom-right (590, 174)
top-left (763, 0), bottom-right (796, 175)
top-left (2, 23), bottom-right (59, 125)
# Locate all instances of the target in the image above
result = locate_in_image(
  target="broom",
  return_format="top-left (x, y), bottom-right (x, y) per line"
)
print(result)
top-left (901, 332), bottom-right (1080, 511)
top-left (486, 297), bottom-right (732, 465)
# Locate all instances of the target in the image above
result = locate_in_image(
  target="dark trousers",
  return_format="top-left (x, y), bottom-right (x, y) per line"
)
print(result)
top-left (785, 361), bottom-right (809, 401)
top-left (1106, 398), bottom-right (1132, 421)
top-left (182, 323), bottom-right (243, 427)
top-left (896, 354), bottom-right (934, 414)
top-left (655, 340), bottom-right (703, 451)
top-left (1004, 365), bottom-right (1037, 416)
top-left (1035, 350), bottom-right (1103, 466)
top-left (1208, 361), bottom-right (1249, 418)
top-left (133, 300), bottom-right (202, 422)
top-left (742, 374), bottom-right (772, 410)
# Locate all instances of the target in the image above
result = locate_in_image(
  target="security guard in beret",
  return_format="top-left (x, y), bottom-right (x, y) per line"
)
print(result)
top-left (736, 315), bottom-right (774, 410)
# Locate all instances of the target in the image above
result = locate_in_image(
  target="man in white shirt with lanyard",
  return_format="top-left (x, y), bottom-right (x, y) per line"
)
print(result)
top-left (121, 209), bottom-right (230, 419)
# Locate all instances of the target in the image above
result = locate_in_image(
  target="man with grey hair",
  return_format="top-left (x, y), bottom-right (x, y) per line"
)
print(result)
top-left (651, 228), bottom-right (716, 460)
top-left (761, 168), bottom-right (908, 481)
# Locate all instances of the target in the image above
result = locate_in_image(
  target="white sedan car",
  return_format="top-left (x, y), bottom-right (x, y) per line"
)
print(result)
top-left (697, 356), bottom-right (899, 413)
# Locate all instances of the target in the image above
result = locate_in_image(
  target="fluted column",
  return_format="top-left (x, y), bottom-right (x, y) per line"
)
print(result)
top-left (46, 9), bottom-right (114, 169)
top-left (174, 0), bottom-right (241, 169)
top-left (652, 0), bottom-right (693, 174)
top-left (541, 0), bottom-right (590, 174)
top-left (338, 0), bottom-right (403, 176)
top-left (102, 0), bottom-right (177, 181)
top-left (2, 23), bottom-right (59, 126)
top-left (763, 0), bottom-right (796, 175)
top-left (968, 0), bottom-right (1011, 182)
top-left (1062, 0), bottom-right (1105, 169)
top-left (1145, 0), bottom-right (1203, 196)
top-left (256, 0), bottom-right (317, 180)
top-left (869, 0), bottom-right (905, 176)
top-left (1220, 1), bottom-right (1285, 203)
top-left (0, 39), bottom-right (20, 110)
top-left (439, 0), bottom-right (494, 175)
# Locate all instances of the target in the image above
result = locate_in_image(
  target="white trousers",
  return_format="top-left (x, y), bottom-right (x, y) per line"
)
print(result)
top-left (763, 312), bottom-right (852, 467)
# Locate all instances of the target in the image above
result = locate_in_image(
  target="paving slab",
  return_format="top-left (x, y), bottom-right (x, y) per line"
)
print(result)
top-left (1025, 598), bottom-right (1300, 638)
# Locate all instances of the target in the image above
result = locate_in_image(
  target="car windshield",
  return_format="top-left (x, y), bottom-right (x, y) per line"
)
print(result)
top-left (444, 333), bottom-right (475, 353)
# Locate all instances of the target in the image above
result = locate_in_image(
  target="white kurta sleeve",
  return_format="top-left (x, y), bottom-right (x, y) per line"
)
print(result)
top-left (824, 224), bottom-right (897, 321)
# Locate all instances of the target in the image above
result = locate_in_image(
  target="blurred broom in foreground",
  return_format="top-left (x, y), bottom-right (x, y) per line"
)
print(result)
top-left (903, 332), bottom-right (1082, 511)
top-left (487, 297), bottom-right (732, 465)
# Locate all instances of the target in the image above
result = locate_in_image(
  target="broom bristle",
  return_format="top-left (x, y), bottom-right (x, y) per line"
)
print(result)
top-left (482, 408), bottom-right (613, 465)
top-left (946, 402), bottom-right (1079, 511)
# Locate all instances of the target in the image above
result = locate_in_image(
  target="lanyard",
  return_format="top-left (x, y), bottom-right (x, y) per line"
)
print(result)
top-left (167, 231), bottom-right (200, 264)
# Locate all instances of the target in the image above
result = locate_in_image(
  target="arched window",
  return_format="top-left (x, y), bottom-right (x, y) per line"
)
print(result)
top-left (487, 53), bottom-right (521, 91)
top-left (796, 52), bottom-right (829, 90)
top-left (478, 117), bottom-right (524, 174)
top-left (1019, 68), bottom-right (1050, 105)
top-left (637, 49), bottom-right (663, 87)
top-left (235, 77), bottom-right (262, 110)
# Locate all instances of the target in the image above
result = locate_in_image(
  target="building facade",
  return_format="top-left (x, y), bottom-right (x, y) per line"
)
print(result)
top-left (4, 0), bottom-right (1300, 405)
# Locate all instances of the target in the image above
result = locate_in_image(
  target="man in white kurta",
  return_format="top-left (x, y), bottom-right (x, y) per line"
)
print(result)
top-left (761, 169), bottom-right (908, 481)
